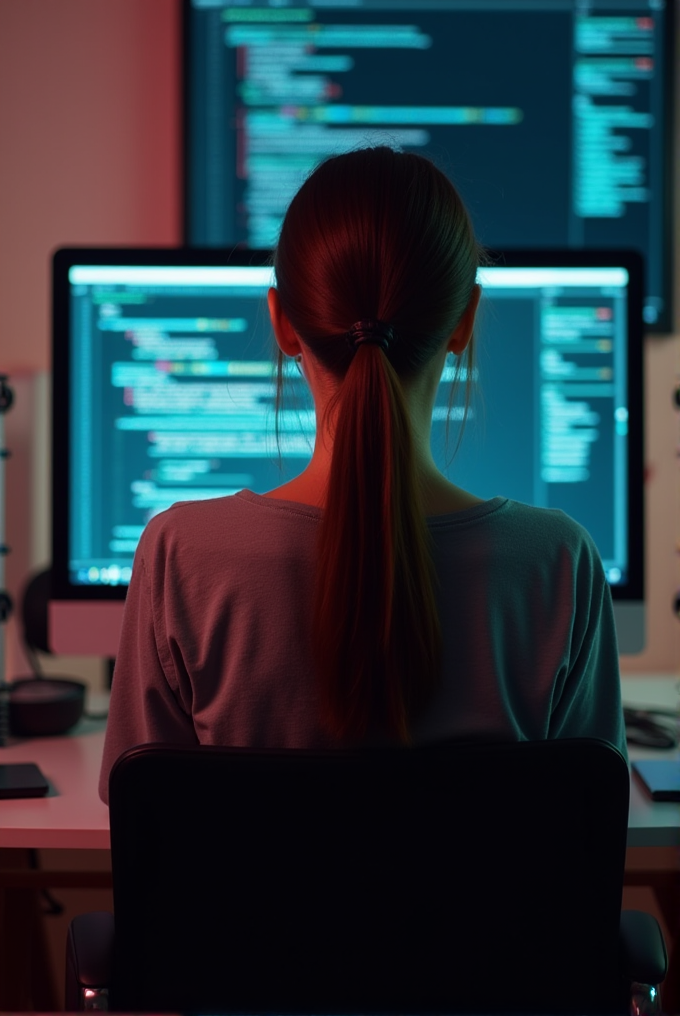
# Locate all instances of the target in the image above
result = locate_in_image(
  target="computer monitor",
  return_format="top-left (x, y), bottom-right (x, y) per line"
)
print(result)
top-left (184, 0), bottom-right (674, 332)
top-left (50, 247), bottom-right (644, 656)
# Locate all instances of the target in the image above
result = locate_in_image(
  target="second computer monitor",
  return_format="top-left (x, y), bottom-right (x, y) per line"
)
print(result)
top-left (184, 0), bottom-right (673, 331)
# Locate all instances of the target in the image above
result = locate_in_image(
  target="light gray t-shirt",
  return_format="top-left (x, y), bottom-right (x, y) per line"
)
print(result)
top-left (99, 491), bottom-right (626, 803)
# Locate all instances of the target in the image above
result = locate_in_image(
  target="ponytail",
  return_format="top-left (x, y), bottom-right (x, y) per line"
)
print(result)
top-left (274, 146), bottom-right (481, 744)
top-left (312, 342), bottom-right (441, 742)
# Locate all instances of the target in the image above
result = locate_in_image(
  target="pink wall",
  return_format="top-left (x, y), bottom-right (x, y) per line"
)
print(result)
top-left (0, 0), bottom-right (181, 374)
top-left (0, 0), bottom-right (180, 678)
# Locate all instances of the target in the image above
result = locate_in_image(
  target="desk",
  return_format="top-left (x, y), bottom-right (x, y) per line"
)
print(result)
top-left (0, 677), bottom-right (678, 1010)
top-left (1, 678), bottom-right (678, 851)
top-left (0, 721), bottom-right (109, 851)
top-left (0, 714), bottom-right (110, 1009)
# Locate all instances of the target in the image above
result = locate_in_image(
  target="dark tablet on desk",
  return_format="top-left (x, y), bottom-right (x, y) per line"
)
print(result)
top-left (632, 759), bottom-right (680, 802)
top-left (0, 762), bottom-right (49, 799)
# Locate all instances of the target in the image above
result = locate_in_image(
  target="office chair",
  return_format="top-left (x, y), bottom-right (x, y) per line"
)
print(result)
top-left (65, 738), bottom-right (667, 1014)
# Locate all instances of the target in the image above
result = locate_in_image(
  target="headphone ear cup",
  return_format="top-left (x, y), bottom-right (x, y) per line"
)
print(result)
top-left (10, 567), bottom-right (87, 736)
top-left (8, 677), bottom-right (86, 737)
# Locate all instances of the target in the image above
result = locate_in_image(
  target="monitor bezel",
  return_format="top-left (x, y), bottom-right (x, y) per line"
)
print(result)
top-left (51, 245), bottom-right (644, 605)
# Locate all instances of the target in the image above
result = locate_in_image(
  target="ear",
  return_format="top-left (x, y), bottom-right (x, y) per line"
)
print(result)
top-left (268, 288), bottom-right (302, 358)
top-left (447, 284), bottom-right (482, 355)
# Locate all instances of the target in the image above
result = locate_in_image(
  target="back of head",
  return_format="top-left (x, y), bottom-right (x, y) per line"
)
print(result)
top-left (274, 146), bottom-right (481, 743)
top-left (275, 146), bottom-right (478, 376)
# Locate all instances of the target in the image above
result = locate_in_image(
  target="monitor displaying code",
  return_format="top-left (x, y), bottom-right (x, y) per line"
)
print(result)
top-left (59, 255), bottom-right (640, 596)
top-left (185, 0), bottom-right (672, 331)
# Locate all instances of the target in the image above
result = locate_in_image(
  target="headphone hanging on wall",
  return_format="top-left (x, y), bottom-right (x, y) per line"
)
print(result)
top-left (8, 567), bottom-right (86, 737)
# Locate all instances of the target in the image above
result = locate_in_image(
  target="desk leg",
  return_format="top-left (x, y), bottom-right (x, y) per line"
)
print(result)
top-left (0, 849), bottom-right (59, 1011)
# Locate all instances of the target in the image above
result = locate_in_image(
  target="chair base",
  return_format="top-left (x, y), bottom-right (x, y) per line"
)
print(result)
top-left (630, 982), bottom-right (663, 1016)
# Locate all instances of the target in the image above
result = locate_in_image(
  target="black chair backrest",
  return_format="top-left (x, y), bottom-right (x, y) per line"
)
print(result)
top-left (108, 738), bottom-right (629, 1014)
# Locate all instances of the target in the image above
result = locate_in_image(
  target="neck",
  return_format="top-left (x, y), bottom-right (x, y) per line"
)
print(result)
top-left (263, 351), bottom-right (485, 514)
top-left (264, 435), bottom-right (483, 515)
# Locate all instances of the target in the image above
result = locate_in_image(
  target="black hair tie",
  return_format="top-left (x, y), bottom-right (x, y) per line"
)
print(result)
top-left (347, 319), bottom-right (394, 353)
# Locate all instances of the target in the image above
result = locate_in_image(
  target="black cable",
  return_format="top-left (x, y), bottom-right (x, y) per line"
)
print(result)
top-left (24, 643), bottom-right (44, 677)
top-left (624, 707), bottom-right (679, 749)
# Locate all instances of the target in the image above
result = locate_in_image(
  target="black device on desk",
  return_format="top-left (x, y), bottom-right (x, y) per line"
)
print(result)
top-left (0, 762), bottom-right (49, 799)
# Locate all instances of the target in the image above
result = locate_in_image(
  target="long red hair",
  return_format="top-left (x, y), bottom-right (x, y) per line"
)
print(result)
top-left (274, 147), bottom-right (481, 742)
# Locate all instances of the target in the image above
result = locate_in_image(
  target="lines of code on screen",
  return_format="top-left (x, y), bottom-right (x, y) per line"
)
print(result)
top-left (67, 265), bottom-right (631, 588)
top-left (68, 274), bottom-right (312, 587)
top-left (187, 0), bottom-right (669, 328)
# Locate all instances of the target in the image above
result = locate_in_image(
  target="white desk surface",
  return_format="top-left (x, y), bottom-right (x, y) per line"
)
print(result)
top-left (0, 676), bottom-right (678, 851)
top-left (0, 716), bottom-right (110, 850)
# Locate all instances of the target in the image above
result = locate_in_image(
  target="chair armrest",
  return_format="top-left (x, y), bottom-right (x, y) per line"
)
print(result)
top-left (65, 911), bottom-right (114, 1010)
top-left (620, 909), bottom-right (668, 986)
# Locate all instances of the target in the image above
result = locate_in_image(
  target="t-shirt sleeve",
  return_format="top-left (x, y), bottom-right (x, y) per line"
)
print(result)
top-left (98, 534), bottom-right (198, 805)
top-left (548, 534), bottom-right (627, 761)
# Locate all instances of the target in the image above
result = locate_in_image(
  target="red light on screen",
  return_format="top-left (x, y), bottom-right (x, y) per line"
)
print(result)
top-left (636, 17), bottom-right (654, 30)
top-left (596, 306), bottom-right (613, 320)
